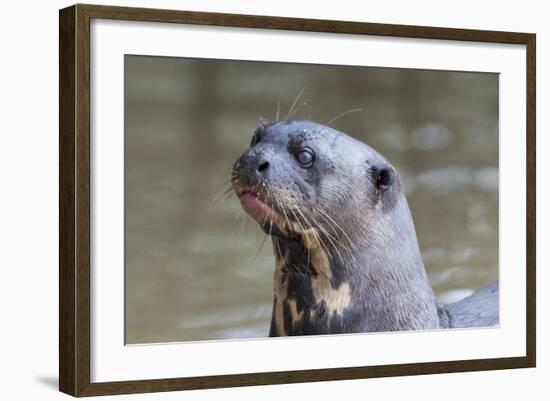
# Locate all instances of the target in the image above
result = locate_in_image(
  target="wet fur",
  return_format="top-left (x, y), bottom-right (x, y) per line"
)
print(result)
top-left (232, 120), bottom-right (499, 336)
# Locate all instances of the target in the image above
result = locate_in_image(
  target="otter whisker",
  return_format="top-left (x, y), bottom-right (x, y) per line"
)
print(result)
top-left (273, 194), bottom-right (292, 234)
top-left (260, 191), bottom-right (272, 227)
top-left (287, 93), bottom-right (315, 121)
top-left (267, 187), bottom-right (276, 237)
top-left (232, 208), bottom-right (247, 247)
top-left (300, 207), bottom-right (353, 265)
top-left (219, 172), bottom-right (240, 189)
top-left (322, 194), bottom-right (365, 242)
top-left (285, 87), bottom-right (305, 120)
top-left (210, 184), bottom-right (237, 208)
top-left (313, 210), bottom-right (354, 251)
top-left (218, 169), bottom-right (236, 177)
top-left (294, 208), bottom-right (336, 268)
top-left (251, 233), bottom-right (268, 264)
top-left (324, 107), bottom-right (363, 126)
top-left (261, 212), bottom-right (270, 227)
top-left (304, 211), bottom-right (346, 266)
top-left (316, 221), bottom-right (349, 266)
top-left (239, 209), bottom-right (250, 236)
top-left (275, 101), bottom-right (281, 122)
top-left (214, 182), bottom-right (234, 196)
top-left (273, 239), bottom-right (287, 272)
top-left (289, 208), bottom-right (306, 234)
top-left (234, 208), bottom-right (244, 223)
top-left (310, 203), bottom-right (355, 250)
top-left (215, 171), bottom-right (238, 187)
top-left (314, 218), bottom-right (355, 265)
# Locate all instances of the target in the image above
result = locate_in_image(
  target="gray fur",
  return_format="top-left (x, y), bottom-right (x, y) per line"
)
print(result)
top-left (442, 281), bottom-right (499, 328)
top-left (232, 120), bottom-right (499, 335)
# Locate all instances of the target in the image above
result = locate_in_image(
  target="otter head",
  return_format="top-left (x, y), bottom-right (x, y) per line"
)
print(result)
top-left (231, 120), bottom-right (401, 247)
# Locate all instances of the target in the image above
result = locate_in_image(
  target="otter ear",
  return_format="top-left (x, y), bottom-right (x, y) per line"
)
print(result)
top-left (371, 164), bottom-right (395, 192)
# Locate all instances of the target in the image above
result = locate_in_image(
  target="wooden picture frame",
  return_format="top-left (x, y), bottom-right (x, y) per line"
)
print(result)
top-left (59, 3), bottom-right (536, 397)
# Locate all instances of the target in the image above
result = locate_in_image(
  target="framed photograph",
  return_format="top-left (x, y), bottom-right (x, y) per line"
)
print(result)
top-left (59, 4), bottom-right (536, 397)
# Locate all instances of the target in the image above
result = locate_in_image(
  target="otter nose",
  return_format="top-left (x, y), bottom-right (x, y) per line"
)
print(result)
top-left (234, 149), bottom-right (272, 178)
top-left (257, 161), bottom-right (270, 172)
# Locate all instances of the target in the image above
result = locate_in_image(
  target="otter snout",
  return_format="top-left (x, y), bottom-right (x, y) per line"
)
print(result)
top-left (233, 148), bottom-right (273, 183)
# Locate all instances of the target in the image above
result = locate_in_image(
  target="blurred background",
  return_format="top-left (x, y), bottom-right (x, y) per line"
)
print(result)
top-left (124, 55), bottom-right (498, 344)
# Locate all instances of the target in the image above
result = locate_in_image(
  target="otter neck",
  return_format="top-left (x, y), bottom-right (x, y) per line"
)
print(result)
top-left (269, 195), bottom-right (441, 336)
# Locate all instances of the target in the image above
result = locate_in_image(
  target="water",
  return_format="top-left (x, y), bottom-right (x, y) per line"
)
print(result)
top-left (124, 56), bottom-right (499, 344)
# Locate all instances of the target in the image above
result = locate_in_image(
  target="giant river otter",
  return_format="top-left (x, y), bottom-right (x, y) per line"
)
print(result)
top-left (231, 120), bottom-right (499, 336)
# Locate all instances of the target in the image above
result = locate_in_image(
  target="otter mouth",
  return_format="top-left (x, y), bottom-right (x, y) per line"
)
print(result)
top-left (233, 181), bottom-right (316, 241)
top-left (236, 186), bottom-right (279, 222)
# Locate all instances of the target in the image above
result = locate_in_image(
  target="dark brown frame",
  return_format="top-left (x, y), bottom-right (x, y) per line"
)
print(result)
top-left (59, 3), bottom-right (536, 397)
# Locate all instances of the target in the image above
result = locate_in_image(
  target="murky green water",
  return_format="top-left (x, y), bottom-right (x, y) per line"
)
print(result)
top-left (124, 56), bottom-right (498, 344)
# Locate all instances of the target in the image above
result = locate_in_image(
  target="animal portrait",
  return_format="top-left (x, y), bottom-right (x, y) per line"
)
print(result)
top-left (124, 55), bottom-right (499, 344)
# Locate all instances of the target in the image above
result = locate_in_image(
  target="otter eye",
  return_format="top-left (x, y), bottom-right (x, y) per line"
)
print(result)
top-left (295, 148), bottom-right (315, 168)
